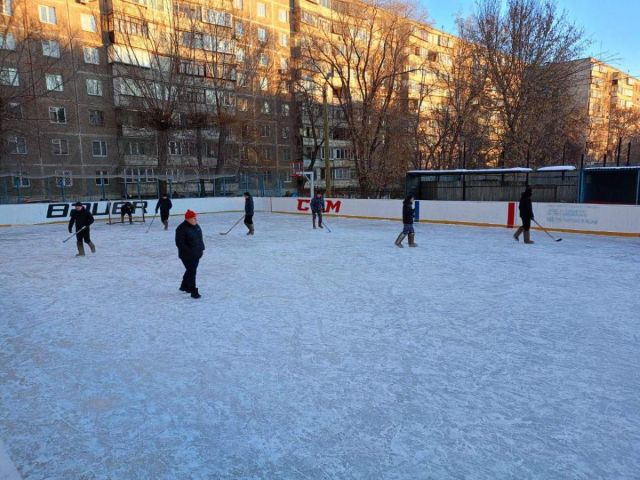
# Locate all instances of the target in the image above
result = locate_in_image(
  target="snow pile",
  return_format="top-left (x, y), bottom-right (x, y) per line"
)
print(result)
top-left (1, 213), bottom-right (639, 479)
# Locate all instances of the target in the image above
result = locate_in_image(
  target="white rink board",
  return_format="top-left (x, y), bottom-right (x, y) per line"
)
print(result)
top-left (1, 196), bottom-right (639, 236)
top-left (0, 197), bottom-right (271, 226)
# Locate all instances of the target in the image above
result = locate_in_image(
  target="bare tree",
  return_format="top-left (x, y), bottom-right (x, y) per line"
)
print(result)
top-left (299, 0), bottom-right (420, 197)
top-left (466, 0), bottom-right (588, 166)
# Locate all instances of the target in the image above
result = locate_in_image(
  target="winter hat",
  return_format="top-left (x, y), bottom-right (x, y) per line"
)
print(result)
top-left (185, 209), bottom-right (197, 219)
top-left (73, 202), bottom-right (83, 207)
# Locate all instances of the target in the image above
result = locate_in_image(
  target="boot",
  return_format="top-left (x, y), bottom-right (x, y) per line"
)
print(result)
top-left (524, 231), bottom-right (534, 244)
top-left (88, 242), bottom-right (96, 253)
top-left (76, 241), bottom-right (85, 256)
top-left (313, 218), bottom-right (316, 229)
top-left (394, 233), bottom-right (406, 248)
top-left (318, 221), bottom-right (323, 229)
top-left (191, 288), bottom-right (201, 299)
top-left (513, 226), bottom-right (523, 241)
top-left (408, 233), bottom-right (418, 247)
top-left (163, 220), bottom-right (168, 230)
top-left (249, 225), bottom-right (255, 235)
top-left (179, 280), bottom-right (190, 293)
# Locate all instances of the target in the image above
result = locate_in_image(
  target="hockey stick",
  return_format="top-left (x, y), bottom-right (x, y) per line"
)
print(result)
top-left (146, 213), bottom-right (157, 233)
top-left (322, 219), bottom-right (332, 232)
top-left (62, 226), bottom-right (86, 243)
top-left (220, 216), bottom-right (244, 235)
top-left (533, 219), bottom-right (562, 242)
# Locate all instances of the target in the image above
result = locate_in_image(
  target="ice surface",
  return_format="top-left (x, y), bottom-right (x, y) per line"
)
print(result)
top-left (1, 213), bottom-right (639, 479)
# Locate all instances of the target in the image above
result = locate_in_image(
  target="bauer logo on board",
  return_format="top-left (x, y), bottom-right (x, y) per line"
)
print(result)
top-left (46, 201), bottom-right (149, 218)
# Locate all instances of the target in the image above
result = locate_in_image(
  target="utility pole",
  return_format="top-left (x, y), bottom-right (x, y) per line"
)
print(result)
top-left (323, 84), bottom-right (332, 197)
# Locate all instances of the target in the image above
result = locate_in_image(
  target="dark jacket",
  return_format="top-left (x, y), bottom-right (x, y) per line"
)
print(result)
top-left (519, 191), bottom-right (534, 220)
top-left (402, 201), bottom-right (414, 224)
top-left (175, 221), bottom-right (205, 260)
top-left (245, 195), bottom-right (254, 215)
top-left (310, 196), bottom-right (325, 213)
top-left (121, 202), bottom-right (133, 215)
top-left (155, 197), bottom-right (173, 214)
top-left (68, 208), bottom-right (94, 232)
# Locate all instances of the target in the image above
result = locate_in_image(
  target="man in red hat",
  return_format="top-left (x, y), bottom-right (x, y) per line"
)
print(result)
top-left (175, 209), bottom-right (205, 298)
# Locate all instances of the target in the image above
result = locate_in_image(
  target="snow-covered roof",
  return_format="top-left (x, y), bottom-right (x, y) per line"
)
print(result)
top-left (584, 166), bottom-right (640, 172)
top-left (408, 168), bottom-right (532, 175)
top-left (536, 166), bottom-right (577, 172)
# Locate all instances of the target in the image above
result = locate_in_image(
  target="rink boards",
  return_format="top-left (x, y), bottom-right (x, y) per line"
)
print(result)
top-left (1, 196), bottom-right (639, 237)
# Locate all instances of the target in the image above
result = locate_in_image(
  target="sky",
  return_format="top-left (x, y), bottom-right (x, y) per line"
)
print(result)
top-left (419, 0), bottom-right (640, 77)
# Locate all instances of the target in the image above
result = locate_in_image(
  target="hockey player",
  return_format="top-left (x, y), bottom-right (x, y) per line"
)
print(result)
top-left (243, 192), bottom-right (254, 235)
top-left (68, 202), bottom-right (96, 256)
top-left (310, 191), bottom-right (325, 229)
top-left (395, 195), bottom-right (418, 248)
top-left (175, 210), bottom-right (205, 299)
top-left (120, 200), bottom-right (133, 224)
top-left (155, 193), bottom-right (173, 230)
top-left (513, 186), bottom-right (535, 244)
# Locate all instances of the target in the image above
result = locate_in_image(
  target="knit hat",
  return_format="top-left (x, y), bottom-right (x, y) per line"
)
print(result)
top-left (185, 209), bottom-right (197, 219)
top-left (73, 202), bottom-right (83, 207)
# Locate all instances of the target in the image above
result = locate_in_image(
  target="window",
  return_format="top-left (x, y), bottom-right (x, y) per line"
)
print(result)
top-left (282, 148), bottom-right (290, 162)
top-left (279, 33), bottom-right (289, 47)
top-left (83, 46), bottom-right (99, 64)
top-left (38, 5), bottom-right (56, 24)
top-left (256, 2), bottom-right (266, 17)
top-left (51, 138), bottom-right (69, 155)
top-left (81, 14), bottom-right (97, 32)
top-left (280, 57), bottom-right (288, 70)
top-left (95, 170), bottom-right (109, 186)
top-left (281, 126), bottom-right (289, 139)
top-left (86, 78), bottom-right (103, 96)
top-left (259, 76), bottom-right (268, 91)
top-left (0, 32), bottom-right (15, 50)
top-left (126, 141), bottom-right (146, 155)
top-left (260, 124), bottom-right (270, 137)
top-left (237, 98), bottom-right (248, 111)
top-left (278, 9), bottom-right (288, 22)
top-left (1, 0), bottom-right (12, 16)
top-left (14, 175), bottom-right (30, 187)
top-left (45, 73), bottom-right (63, 91)
top-left (55, 170), bottom-right (72, 187)
top-left (115, 17), bottom-right (149, 37)
top-left (259, 53), bottom-right (269, 67)
top-left (89, 109), bottom-right (104, 126)
top-left (8, 136), bottom-right (26, 154)
top-left (7, 102), bottom-right (21, 119)
top-left (204, 8), bottom-right (231, 26)
top-left (0, 67), bottom-right (18, 86)
top-left (168, 141), bottom-right (180, 155)
top-left (281, 104), bottom-right (290, 117)
top-left (260, 101), bottom-right (271, 114)
top-left (41, 39), bottom-right (60, 57)
top-left (48, 106), bottom-right (66, 123)
top-left (92, 140), bottom-right (107, 156)
top-left (233, 0), bottom-right (242, 8)
top-left (257, 27), bottom-right (267, 43)
top-left (235, 20), bottom-right (244, 37)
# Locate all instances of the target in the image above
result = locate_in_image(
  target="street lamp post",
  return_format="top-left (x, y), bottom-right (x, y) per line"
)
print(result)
top-left (323, 84), bottom-right (332, 197)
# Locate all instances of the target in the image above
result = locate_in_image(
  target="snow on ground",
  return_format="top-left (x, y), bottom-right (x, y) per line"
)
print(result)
top-left (1, 212), bottom-right (639, 479)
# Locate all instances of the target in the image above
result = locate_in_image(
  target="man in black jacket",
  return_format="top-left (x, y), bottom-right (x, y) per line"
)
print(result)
top-left (244, 192), bottom-right (254, 235)
top-left (395, 195), bottom-right (418, 248)
top-left (514, 186), bottom-right (535, 244)
top-left (175, 209), bottom-right (205, 298)
top-left (310, 192), bottom-right (325, 229)
top-left (68, 202), bottom-right (96, 256)
top-left (155, 193), bottom-right (173, 230)
top-left (120, 200), bottom-right (133, 224)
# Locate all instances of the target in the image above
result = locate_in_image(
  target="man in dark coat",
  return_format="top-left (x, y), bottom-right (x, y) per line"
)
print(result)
top-left (175, 209), bottom-right (205, 299)
top-left (120, 201), bottom-right (133, 224)
top-left (310, 192), bottom-right (325, 229)
top-left (243, 192), bottom-right (254, 235)
top-left (395, 195), bottom-right (418, 248)
top-left (514, 186), bottom-right (534, 244)
top-left (155, 193), bottom-right (173, 230)
top-left (68, 202), bottom-right (96, 256)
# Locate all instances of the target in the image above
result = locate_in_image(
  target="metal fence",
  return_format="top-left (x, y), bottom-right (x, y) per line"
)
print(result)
top-left (0, 170), bottom-right (297, 204)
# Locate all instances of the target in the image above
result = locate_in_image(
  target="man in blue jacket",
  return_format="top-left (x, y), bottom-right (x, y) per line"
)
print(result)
top-left (175, 209), bottom-right (205, 298)
top-left (310, 191), bottom-right (325, 229)
top-left (244, 192), bottom-right (254, 235)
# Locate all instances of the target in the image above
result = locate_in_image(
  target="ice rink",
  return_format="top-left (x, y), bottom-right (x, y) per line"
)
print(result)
top-left (1, 212), bottom-right (639, 479)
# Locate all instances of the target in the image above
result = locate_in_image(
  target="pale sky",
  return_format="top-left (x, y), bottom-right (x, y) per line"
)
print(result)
top-left (418, 0), bottom-right (640, 77)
